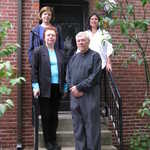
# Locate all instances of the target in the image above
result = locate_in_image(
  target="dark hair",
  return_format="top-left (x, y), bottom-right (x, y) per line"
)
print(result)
top-left (87, 12), bottom-right (100, 30)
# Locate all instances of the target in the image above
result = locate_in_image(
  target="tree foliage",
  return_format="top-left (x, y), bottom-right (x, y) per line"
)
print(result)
top-left (96, 0), bottom-right (150, 149)
top-left (0, 21), bottom-right (25, 117)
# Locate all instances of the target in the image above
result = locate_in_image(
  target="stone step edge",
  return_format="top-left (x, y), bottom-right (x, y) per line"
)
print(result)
top-left (37, 145), bottom-right (117, 150)
top-left (39, 130), bottom-right (112, 134)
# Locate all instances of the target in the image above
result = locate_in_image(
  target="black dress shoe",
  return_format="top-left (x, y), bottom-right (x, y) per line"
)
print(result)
top-left (46, 142), bottom-right (54, 150)
top-left (53, 143), bottom-right (61, 150)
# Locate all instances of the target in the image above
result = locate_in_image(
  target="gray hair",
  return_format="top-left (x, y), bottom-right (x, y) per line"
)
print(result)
top-left (75, 31), bottom-right (90, 42)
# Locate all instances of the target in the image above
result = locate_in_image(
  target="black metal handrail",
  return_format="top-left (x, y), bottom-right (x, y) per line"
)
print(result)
top-left (104, 71), bottom-right (123, 150)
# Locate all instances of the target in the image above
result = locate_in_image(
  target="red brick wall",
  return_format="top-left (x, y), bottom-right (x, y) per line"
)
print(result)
top-left (0, 0), bottom-right (150, 149)
top-left (89, 1), bottom-right (149, 148)
top-left (21, 0), bottom-right (39, 148)
top-left (0, 0), bottom-right (39, 148)
top-left (106, 0), bottom-right (150, 149)
top-left (0, 0), bottom-right (18, 148)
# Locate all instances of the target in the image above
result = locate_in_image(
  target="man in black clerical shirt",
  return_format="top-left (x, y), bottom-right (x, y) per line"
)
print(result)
top-left (66, 31), bottom-right (102, 150)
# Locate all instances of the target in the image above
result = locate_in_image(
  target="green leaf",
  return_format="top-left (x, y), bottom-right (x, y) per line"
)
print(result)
top-left (0, 44), bottom-right (19, 58)
top-left (143, 99), bottom-right (150, 107)
top-left (143, 108), bottom-right (150, 116)
top-left (0, 85), bottom-right (11, 95)
top-left (5, 99), bottom-right (14, 108)
top-left (10, 77), bottom-right (26, 86)
top-left (127, 4), bottom-right (134, 15)
top-left (113, 43), bottom-right (125, 55)
top-left (140, 110), bottom-right (145, 117)
top-left (137, 59), bottom-right (143, 65)
top-left (96, 1), bottom-right (105, 10)
top-left (128, 21), bottom-right (136, 31)
top-left (0, 21), bottom-right (26, 118)
top-left (0, 61), bottom-right (13, 79)
top-left (143, 19), bottom-right (150, 25)
top-left (120, 21), bottom-right (128, 35)
top-left (134, 20), bottom-right (149, 32)
top-left (0, 99), bottom-right (13, 117)
top-left (0, 104), bottom-right (7, 117)
top-left (141, 0), bottom-right (148, 7)
top-left (0, 68), bottom-right (6, 78)
top-left (4, 61), bottom-right (12, 70)
top-left (109, 18), bottom-right (119, 27)
top-left (0, 21), bottom-right (12, 47)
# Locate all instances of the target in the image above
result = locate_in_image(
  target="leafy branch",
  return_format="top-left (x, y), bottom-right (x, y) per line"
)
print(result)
top-left (96, 0), bottom-right (150, 149)
top-left (0, 21), bottom-right (25, 117)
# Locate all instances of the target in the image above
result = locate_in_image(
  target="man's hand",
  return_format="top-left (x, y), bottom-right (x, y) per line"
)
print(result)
top-left (70, 86), bottom-right (84, 98)
top-left (33, 89), bottom-right (40, 98)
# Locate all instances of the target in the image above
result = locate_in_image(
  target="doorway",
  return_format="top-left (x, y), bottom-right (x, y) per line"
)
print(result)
top-left (40, 0), bottom-right (89, 110)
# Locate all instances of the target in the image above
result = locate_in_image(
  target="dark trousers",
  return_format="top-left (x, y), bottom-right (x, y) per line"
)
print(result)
top-left (100, 68), bottom-right (108, 116)
top-left (39, 84), bottom-right (61, 145)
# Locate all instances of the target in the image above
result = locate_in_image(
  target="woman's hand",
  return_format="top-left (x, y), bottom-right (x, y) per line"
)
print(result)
top-left (33, 89), bottom-right (40, 98)
top-left (62, 92), bottom-right (68, 99)
top-left (106, 57), bottom-right (112, 72)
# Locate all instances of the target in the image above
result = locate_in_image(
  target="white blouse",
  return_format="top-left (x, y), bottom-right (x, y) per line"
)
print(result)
top-left (87, 29), bottom-right (113, 69)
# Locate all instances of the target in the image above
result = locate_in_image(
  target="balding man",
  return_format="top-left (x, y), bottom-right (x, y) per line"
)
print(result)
top-left (66, 31), bottom-right (102, 150)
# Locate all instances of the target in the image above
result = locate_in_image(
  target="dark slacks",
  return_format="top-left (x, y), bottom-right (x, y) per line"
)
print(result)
top-left (39, 84), bottom-right (61, 145)
top-left (100, 68), bottom-right (108, 117)
top-left (71, 85), bottom-right (101, 150)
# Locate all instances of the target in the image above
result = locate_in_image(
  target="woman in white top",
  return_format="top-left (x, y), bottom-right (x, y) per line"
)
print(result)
top-left (86, 12), bottom-right (113, 71)
top-left (86, 12), bottom-right (114, 116)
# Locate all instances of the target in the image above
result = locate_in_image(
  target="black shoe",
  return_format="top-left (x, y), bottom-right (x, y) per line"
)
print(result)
top-left (53, 143), bottom-right (61, 150)
top-left (46, 142), bottom-right (54, 150)
top-left (101, 106), bottom-right (108, 117)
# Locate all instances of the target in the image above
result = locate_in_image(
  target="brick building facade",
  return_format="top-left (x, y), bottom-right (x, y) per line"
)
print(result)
top-left (0, 0), bottom-right (150, 149)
